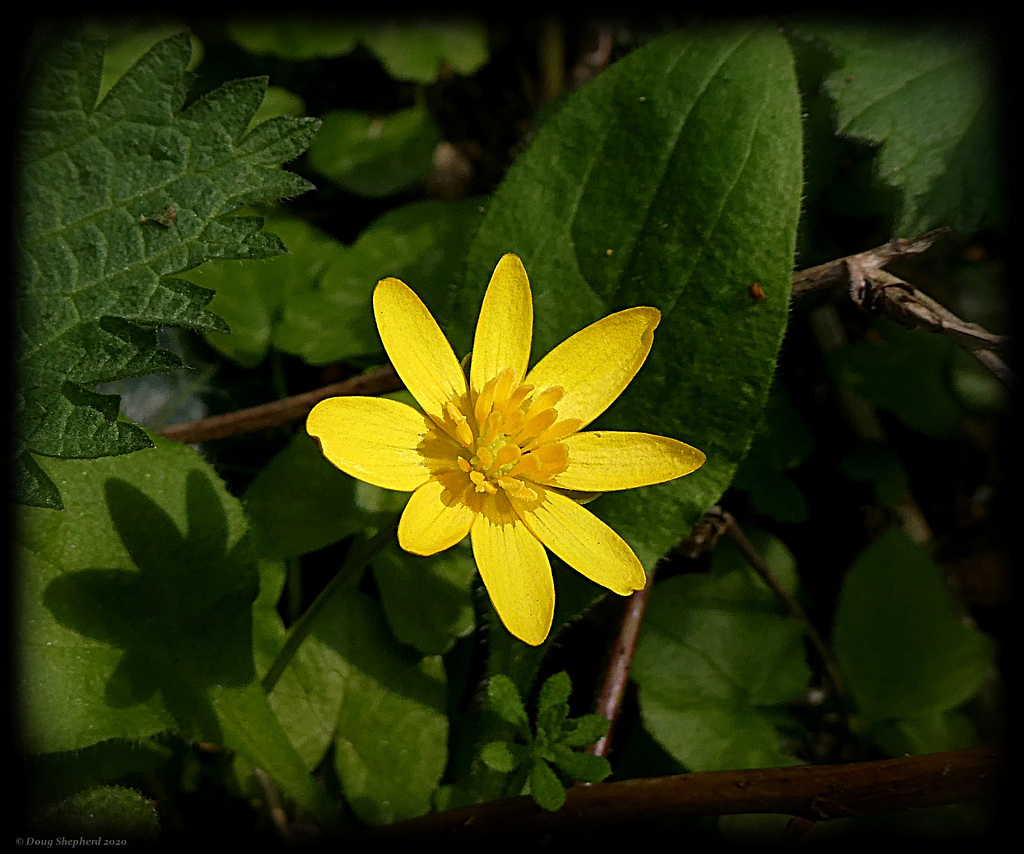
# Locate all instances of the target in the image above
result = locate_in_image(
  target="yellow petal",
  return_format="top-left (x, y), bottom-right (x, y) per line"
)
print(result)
top-left (374, 277), bottom-right (468, 420)
top-left (398, 477), bottom-right (475, 555)
top-left (547, 431), bottom-right (706, 491)
top-left (525, 307), bottom-right (660, 429)
top-left (470, 254), bottom-right (533, 393)
top-left (307, 396), bottom-right (432, 491)
top-left (471, 492), bottom-right (554, 646)
top-left (511, 487), bottom-right (647, 596)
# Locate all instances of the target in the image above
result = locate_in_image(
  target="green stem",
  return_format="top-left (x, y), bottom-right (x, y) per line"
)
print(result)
top-left (261, 521), bottom-right (397, 693)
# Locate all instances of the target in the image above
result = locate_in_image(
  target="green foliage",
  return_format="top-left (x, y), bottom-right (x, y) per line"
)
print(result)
top-left (828, 318), bottom-right (967, 438)
top-left (15, 17), bottom-right (1003, 843)
top-left (18, 436), bottom-right (338, 830)
top-left (800, 23), bottom-right (1000, 236)
top-left (732, 386), bottom-right (816, 522)
top-left (833, 528), bottom-right (996, 755)
top-left (31, 785), bottom-right (161, 841)
top-left (633, 531), bottom-right (810, 771)
top-left (308, 106), bottom-right (440, 197)
top-left (187, 200), bottom-right (481, 367)
top-left (458, 26), bottom-right (803, 572)
top-left (227, 17), bottom-right (489, 81)
top-left (15, 30), bottom-right (318, 508)
top-left (481, 672), bottom-right (611, 811)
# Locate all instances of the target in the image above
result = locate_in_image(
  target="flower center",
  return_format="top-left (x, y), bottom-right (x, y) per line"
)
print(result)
top-left (440, 368), bottom-right (581, 502)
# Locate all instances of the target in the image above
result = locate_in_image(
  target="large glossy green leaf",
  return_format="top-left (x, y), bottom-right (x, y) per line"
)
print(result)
top-left (799, 23), bottom-right (1000, 235)
top-left (18, 437), bottom-right (337, 829)
top-left (455, 26), bottom-right (803, 576)
top-left (833, 528), bottom-right (996, 751)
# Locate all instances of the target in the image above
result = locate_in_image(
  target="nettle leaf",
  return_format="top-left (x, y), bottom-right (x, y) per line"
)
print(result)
top-left (801, 23), bottom-right (1000, 235)
top-left (15, 30), bottom-right (319, 508)
top-left (17, 436), bottom-right (337, 830)
top-left (457, 26), bottom-right (802, 580)
top-left (833, 528), bottom-right (996, 753)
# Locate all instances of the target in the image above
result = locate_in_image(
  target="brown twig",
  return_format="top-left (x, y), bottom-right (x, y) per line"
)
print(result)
top-left (157, 364), bottom-right (401, 444)
top-left (792, 229), bottom-right (1011, 387)
top-left (358, 747), bottom-right (999, 839)
top-left (586, 569), bottom-right (657, 760)
top-left (712, 508), bottom-right (849, 708)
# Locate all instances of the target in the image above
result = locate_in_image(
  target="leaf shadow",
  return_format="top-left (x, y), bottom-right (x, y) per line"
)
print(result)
top-left (43, 470), bottom-right (259, 743)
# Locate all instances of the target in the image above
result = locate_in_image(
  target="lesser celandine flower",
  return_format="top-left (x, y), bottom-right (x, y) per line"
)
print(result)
top-left (307, 254), bottom-right (705, 645)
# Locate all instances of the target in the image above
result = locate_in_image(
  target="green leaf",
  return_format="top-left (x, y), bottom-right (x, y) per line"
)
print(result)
top-left (805, 23), bottom-right (1000, 235)
top-left (16, 31), bottom-right (319, 506)
top-left (457, 26), bottom-right (803, 577)
top-left (833, 528), bottom-right (996, 730)
top-left (839, 440), bottom-right (908, 507)
top-left (528, 759), bottom-right (566, 812)
top-left (17, 435), bottom-right (337, 829)
top-left (243, 431), bottom-right (401, 559)
top-left (487, 674), bottom-right (530, 732)
top-left (828, 318), bottom-right (965, 438)
top-left (480, 741), bottom-right (519, 773)
top-left (226, 17), bottom-right (360, 59)
top-left (31, 785), bottom-right (160, 841)
top-left (732, 386), bottom-right (815, 523)
top-left (252, 559), bottom-right (344, 770)
top-left (550, 744), bottom-right (612, 784)
top-left (632, 549), bottom-right (810, 772)
top-left (308, 106), bottom-right (440, 197)
top-left (326, 591), bottom-right (449, 825)
top-left (226, 17), bottom-right (489, 82)
top-left (871, 710), bottom-right (981, 757)
top-left (373, 540), bottom-right (477, 655)
top-left (536, 671), bottom-right (572, 740)
top-left (560, 714), bottom-right (610, 749)
top-left (191, 199), bottom-right (482, 367)
top-left (359, 20), bottom-right (489, 82)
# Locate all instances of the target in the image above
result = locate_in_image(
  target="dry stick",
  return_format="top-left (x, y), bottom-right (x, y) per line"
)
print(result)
top-left (358, 747), bottom-right (999, 839)
top-left (792, 228), bottom-right (1011, 387)
top-left (714, 508), bottom-right (849, 707)
top-left (585, 568), bottom-right (658, 761)
top-left (157, 364), bottom-right (401, 444)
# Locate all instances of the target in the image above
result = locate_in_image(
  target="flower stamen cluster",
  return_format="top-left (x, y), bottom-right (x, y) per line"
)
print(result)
top-left (434, 368), bottom-right (581, 503)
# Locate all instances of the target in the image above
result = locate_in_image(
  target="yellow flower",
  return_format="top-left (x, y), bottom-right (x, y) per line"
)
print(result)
top-left (307, 254), bottom-right (705, 645)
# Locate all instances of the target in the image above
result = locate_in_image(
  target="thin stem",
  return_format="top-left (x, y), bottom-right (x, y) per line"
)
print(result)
top-left (714, 508), bottom-right (849, 708)
top-left (586, 570), bottom-right (657, 760)
top-left (158, 364), bottom-right (401, 444)
top-left (261, 522), bottom-right (396, 694)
